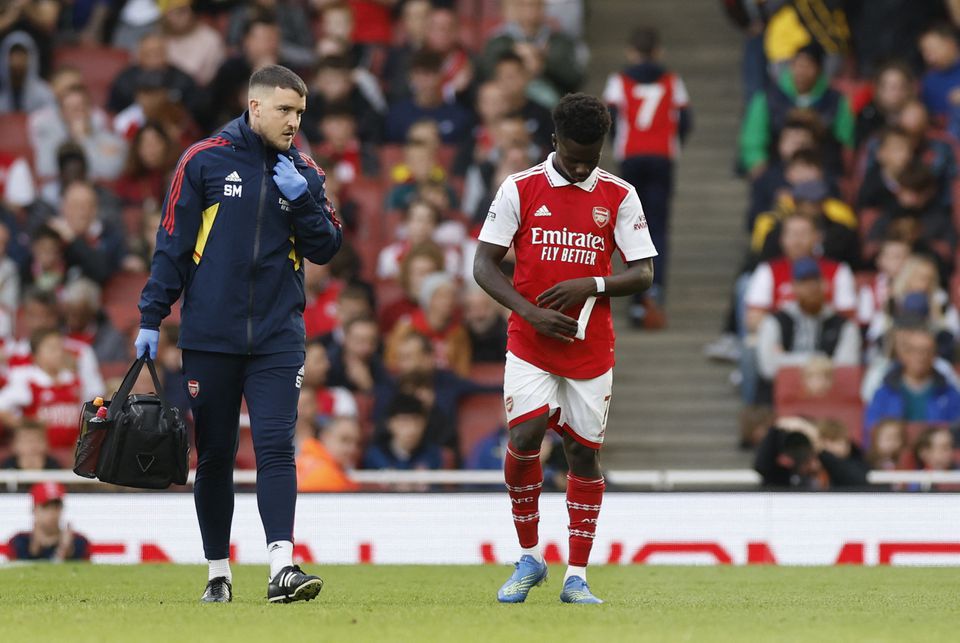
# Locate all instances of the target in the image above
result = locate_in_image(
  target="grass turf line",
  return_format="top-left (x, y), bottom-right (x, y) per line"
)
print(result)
top-left (0, 564), bottom-right (957, 642)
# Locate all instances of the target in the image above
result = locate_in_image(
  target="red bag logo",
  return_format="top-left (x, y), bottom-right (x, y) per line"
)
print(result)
top-left (187, 380), bottom-right (200, 398)
top-left (592, 206), bottom-right (610, 228)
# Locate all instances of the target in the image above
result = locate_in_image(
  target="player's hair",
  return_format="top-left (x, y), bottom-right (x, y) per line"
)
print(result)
top-left (787, 148), bottom-right (822, 169)
top-left (920, 22), bottom-right (958, 42)
top-left (552, 93), bottom-right (611, 145)
top-left (386, 393), bottom-right (426, 420)
top-left (628, 26), bottom-right (660, 56)
top-left (249, 64), bottom-right (307, 97)
top-left (29, 327), bottom-right (61, 355)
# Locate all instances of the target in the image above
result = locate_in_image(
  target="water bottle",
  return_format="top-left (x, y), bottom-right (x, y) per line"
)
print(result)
top-left (90, 405), bottom-right (108, 423)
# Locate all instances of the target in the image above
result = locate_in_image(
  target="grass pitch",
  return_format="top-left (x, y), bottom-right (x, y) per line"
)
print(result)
top-left (1, 564), bottom-right (957, 642)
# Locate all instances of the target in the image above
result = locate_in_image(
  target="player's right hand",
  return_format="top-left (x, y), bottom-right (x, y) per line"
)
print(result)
top-left (523, 307), bottom-right (578, 343)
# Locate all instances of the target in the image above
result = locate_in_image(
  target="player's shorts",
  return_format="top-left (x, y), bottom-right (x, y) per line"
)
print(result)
top-left (503, 351), bottom-right (612, 449)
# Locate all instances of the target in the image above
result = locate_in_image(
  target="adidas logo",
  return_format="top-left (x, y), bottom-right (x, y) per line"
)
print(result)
top-left (225, 171), bottom-right (242, 182)
top-left (534, 205), bottom-right (552, 217)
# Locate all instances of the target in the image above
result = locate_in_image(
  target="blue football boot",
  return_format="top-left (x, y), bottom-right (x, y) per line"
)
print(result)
top-left (496, 555), bottom-right (548, 603)
top-left (559, 576), bottom-right (603, 604)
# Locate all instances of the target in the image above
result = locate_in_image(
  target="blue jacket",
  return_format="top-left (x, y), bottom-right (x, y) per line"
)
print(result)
top-left (140, 113), bottom-right (342, 354)
top-left (864, 367), bottom-right (960, 445)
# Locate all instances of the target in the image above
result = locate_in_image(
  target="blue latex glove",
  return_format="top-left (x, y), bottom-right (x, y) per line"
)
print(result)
top-left (135, 328), bottom-right (159, 360)
top-left (272, 153), bottom-right (307, 201)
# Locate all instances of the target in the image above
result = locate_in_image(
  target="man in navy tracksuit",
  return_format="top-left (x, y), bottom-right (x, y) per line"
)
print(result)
top-left (136, 66), bottom-right (341, 604)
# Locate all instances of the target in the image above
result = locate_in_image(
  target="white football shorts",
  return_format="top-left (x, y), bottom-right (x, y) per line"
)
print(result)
top-left (503, 351), bottom-right (613, 448)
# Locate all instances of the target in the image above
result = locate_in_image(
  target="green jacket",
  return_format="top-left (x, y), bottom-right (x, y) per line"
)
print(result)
top-left (739, 69), bottom-right (854, 172)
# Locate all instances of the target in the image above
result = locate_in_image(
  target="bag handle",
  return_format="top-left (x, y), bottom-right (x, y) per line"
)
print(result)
top-left (108, 355), bottom-right (171, 420)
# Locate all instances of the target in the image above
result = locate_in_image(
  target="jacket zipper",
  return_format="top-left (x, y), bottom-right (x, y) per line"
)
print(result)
top-left (248, 160), bottom-right (268, 354)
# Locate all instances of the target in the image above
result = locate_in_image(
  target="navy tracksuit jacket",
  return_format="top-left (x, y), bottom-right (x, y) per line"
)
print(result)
top-left (139, 113), bottom-right (342, 558)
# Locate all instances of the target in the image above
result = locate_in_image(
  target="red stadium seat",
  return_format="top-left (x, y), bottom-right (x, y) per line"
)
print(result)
top-left (53, 46), bottom-right (131, 110)
top-left (457, 392), bottom-right (504, 463)
top-left (774, 366), bottom-right (865, 444)
top-left (0, 112), bottom-right (33, 165)
top-left (468, 362), bottom-right (504, 386)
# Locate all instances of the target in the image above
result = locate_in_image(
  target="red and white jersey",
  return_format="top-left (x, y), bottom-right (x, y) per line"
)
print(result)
top-left (0, 336), bottom-right (104, 399)
top-left (603, 71), bottom-right (689, 161)
top-left (478, 153), bottom-right (657, 379)
top-left (744, 257), bottom-right (857, 314)
top-left (0, 365), bottom-right (82, 447)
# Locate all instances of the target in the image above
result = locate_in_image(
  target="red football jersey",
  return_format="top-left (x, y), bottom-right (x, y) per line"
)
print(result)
top-left (479, 154), bottom-right (657, 379)
top-left (0, 365), bottom-right (82, 448)
top-left (603, 71), bottom-right (689, 160)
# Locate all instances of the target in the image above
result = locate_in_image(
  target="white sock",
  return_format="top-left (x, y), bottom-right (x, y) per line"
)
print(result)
top-left (268, 540), bottom-right (294, 578)
top-left (564, 565), bottom-right (587, 583)
top-left (521, 545), bottom-right (543, 563)
top-left (208, 558), bottom-right (231, 582)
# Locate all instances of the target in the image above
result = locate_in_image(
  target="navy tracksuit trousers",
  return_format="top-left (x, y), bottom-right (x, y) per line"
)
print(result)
top-left (182, 349), bottom-right (305, 560)
top-left (620, 155), bottom-right (674, 302)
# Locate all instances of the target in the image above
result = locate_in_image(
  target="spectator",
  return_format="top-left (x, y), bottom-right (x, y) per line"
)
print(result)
top-left (762, 0), bottom-right (849, 78)
top-left (913, 425), bottom-right (956, 472)
top-left (226, 0), bottom-right (314, 70)
top-left (6, 482), bottom-right (90, 561)
top-left (746, 124), bottom-right (820, 231)
top-left (113, 121), bottom-right (176, 212)
top-left (313, 106), bottom-right (367, 187)
top-left (482, 0), bottom-right (585, 105)
top-left (44, 181), bottom-right (127, 285)
top-left (0, 31), bottom-right (53, 113)
top-left (202, 15), bottom-right (282, 131)
top-left (918, 22), bottom-right (960, 122)
top-left (303, 337), bottom-right (357, 420)
top-left (423, 6), bottom-right (474, 103)
top-left (603, 25), bottom-right (692, 312)
top-left (362, 393), bottom-right (442, 471)
top-left (855, 61), bottom-right (916, 147)
top-left (752, 162), bottom-right (860, 269)
top-left (490, 51), bottom-right (554, 152)
top-left (386, 271), bottom-right (471, 377)
top-left (753, 419), bottom-right (822, 488)
top-left (463, 139), bottom-right (535, 227)
top-left (378, 241), bottom-right (445, 333)
top-left (384, 49), bottom-right (473, 144)
top-left (60, 277), bottom-right (129, 364)
top-left (0, 328), bottom-right (84, 449)
top-left (756, 257), bottom-right (860, 401)
top-left (159, 0), bottom-right (225, 87)
top-left (389, 369), bottom-right (458, 465)
top-left (856, 236), bottom-right (911, 329)
top-left (0, 222), bottom-right (19, 337)
top-left (893, 100), bottom-right (957, 204)
top-left (739, 43), bottom-right (854, 179)
top-left (301, 54), bottom-right (385, 146)
top-left (296, 415), bottom-right (362, 492)
top-left (455, 81), bottom-right (509, 178)
top-left (463, 285), bottom-right (508, 364)
top-left (817, 418), bottom-right (870, 485)
top-left (865, 418), bottom-right (906, 469)
top-left (866, 164), bottom-right (955, 277)
top-left (864, 325), bottom-right (960, 443)
top-left (0, 421), bottom-right (62, 469)
top-left (112, 0), bottom-right (162, 51)
top-left (377, 200), bottom-right (457, 280)
top-left (28, 77), bottom-right (127, 183)
top-left (26, 224), bottom-right (66, 295)
top-left (857, 126), bottom-right (915, 213)
top-left (326, 316), bottom-right (389, 395)
top-left (384, 122), bottom-right (458, 212)
top-left (382, 0), bottom-right (430, 103)
top-left (107, 31), bottom-right (198, 118)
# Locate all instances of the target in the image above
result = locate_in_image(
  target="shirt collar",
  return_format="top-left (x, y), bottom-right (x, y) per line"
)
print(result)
top-left (543, 152), bottom-right (600, 192)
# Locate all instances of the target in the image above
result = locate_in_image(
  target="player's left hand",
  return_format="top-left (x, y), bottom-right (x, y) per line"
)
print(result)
top-left (273, 153), bottom-right (308, 200)
top-left (536, 278), bottom-right (597, 311)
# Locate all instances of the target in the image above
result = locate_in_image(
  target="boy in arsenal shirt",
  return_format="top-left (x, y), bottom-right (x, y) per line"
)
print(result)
top-left (474, 93), bottom-right (657, 604)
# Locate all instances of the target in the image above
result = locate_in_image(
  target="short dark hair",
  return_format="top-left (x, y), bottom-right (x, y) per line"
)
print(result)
top-left (249, 64), bottom-right (307, 97)
top-left (920, 22), bottom-right (958, 42)
top-left (897, 162), bottom-right (937, 193)
top-left (628, 26), bottom-right (660, 56)
top-left (787, 148), bottom-right (822, 169)
top-left (243, 12), bottom-right (279, 40)
top-left (386, 393), bottom-right (426, 420)
top-left (410, 49), bottom-right (444, 73)
top-left (494, 50), bottom-right (525, 69)
top-left (552, 93), bottom-right (611, 145)
top-left (316, 55), bottom-right (353, 74)
top-left (31, 224), bottom-right (63, 245)
top-left (782, 430), bottom-right (814, 467)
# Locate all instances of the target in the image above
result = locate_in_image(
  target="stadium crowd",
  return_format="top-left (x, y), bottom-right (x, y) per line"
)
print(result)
top-left (0, 0), bottom-right (603, 491)
top-left (711, 0), bottom-right (960, 488)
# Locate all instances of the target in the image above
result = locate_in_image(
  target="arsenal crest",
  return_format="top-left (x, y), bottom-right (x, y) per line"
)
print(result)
top-left (188, 380), bottom-right (200, 398)
top-left (505, 396), bottom-right (514, 413)
top-left (592, 206), bottom-right (610, 228)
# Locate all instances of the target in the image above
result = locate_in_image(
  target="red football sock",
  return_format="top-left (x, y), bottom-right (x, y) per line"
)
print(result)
top-left (504, 445), bottom-right (542, 549)
top-left (566, 474), bottom-right (605, 567)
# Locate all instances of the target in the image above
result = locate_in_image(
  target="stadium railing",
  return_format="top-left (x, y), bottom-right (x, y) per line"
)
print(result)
top-left (3, 469), bottom-right (960, 491)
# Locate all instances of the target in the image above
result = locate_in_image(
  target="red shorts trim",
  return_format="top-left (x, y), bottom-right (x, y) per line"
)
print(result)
top-left (554, 422), bottom-right (602, 450)
top-left (507, 404), bottom-right (550, 429)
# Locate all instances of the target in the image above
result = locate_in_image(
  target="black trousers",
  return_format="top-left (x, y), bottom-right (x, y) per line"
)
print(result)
top-left (619, 155), bottom-right (675, 301)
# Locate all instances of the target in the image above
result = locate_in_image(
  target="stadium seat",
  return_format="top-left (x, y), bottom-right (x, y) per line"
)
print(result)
top-left (0, 112), bottom-right (33, 165)
top-left (468, 362), bottom-right (505, 386)
top-left (53, 46), bottom-right (131, 110)
top-left (103, 271), bottom-right (149, 335)
top-left (457, 392), bottom-right (504, 463)
top-left (774, 366), bottom-right (865, 444)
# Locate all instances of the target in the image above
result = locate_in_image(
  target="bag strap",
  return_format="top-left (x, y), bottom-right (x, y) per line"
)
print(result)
top-left (108, 356), bottom-right (172, 419)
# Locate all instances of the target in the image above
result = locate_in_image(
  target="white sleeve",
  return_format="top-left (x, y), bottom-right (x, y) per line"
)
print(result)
top-left (332, 387), bottom-right (358, 417)
top-left (673, 75), bottom-right (690, 107)
top-left (832, 320), bottom-right (862, 367)
top-left (602, 73), bottom-right (624, 107)
top-left (477, 177), bottom-right (520, 248)
top-left (0, 370), bottom-right (30, 413)
top-left (613, 188), bottom-right (658, 262)
top-left (77, 344), bottom-right (105, 401)
top-left (4, 157), bottom-right (35, 207)
top-left (831, 263), bottom-right (856, 313)
top-left (755, 314), bottom-right (782, 380)
top-left (744, 264), bottom-right (774, 310)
